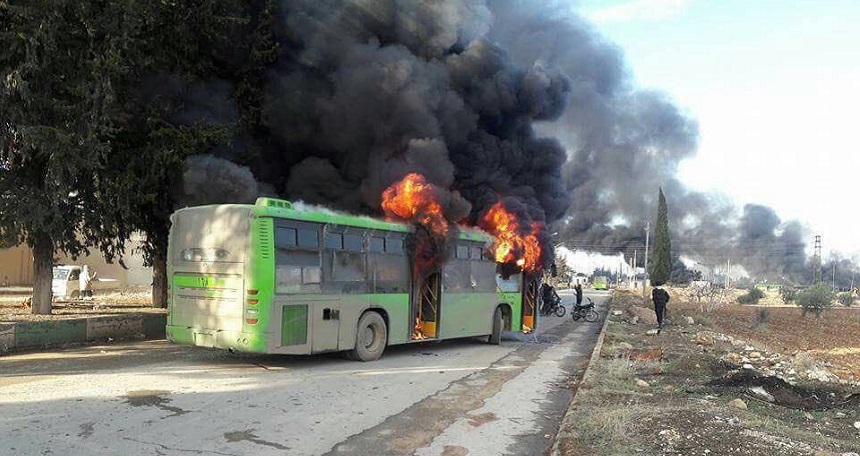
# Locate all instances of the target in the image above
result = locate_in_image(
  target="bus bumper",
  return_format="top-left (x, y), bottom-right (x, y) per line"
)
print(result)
top-left (166, 325), bottom-right (269, 353)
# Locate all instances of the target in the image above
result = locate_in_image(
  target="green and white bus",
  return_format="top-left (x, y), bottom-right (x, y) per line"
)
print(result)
top-left (166, 198), bottom-right (538, 361)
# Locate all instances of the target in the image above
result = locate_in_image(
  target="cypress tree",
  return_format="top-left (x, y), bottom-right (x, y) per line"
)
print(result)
top-left (650, 188), bottom-right (672, 285)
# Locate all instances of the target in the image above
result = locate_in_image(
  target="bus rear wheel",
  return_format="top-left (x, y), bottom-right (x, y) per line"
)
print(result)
top-left (350, 311), bottom-right (387, 362)
top-left (488, 307), bottom-right (503, 345)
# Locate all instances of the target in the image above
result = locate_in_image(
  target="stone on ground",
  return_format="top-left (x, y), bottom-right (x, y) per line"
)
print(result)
top-left (728, 398), bottom-right (748, 410)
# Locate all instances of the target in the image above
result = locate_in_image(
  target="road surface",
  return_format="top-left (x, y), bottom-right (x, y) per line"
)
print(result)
top-left (0, 291), bottom-right (609, 456)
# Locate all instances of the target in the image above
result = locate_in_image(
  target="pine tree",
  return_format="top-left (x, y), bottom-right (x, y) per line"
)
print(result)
top-left (0, 1), bottom-right (135, 314)
top-left (649, 188), bottom-right (672, 285)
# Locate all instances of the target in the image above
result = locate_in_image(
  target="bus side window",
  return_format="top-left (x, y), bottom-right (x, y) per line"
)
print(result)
top-left (443, 260), bottom-right (471, 292)
top-left (343, 233), bottom-right (362, 252)
top-left (275, 250), bottom-right (321, 294)
top-left (298, 228), bottom-right (319, 248)
top-left (472, 261), bottom-right (496, 293)
top-left (385, 237), bottom-right (404, 255)
top-left (369, 236), bottom-right (384, 253)
top-left (324, 233), bottom-right (343, 250)
top-left (455, 245), bottom-right (468, 259)
top-left (276, 227), bottom-right (297, 247)
top-left (470, 246), bottom-right (483, 260)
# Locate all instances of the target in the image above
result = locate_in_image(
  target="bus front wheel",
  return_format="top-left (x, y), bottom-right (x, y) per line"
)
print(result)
top-left (350, 311), bottom-right (387, 362)
top-left (488, 307), bottom-right (503, 345)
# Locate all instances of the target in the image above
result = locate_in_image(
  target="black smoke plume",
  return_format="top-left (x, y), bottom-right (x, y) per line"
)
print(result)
top-left (172, 0), bottom-right (854, 282)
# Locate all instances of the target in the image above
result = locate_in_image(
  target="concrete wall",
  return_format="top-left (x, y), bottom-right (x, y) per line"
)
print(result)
top-left (0, 232), bottom-right (151, 288)
top-left (0, 314), bottom-right (166, 353)
top-left (0, 245), bottom-right (34, 285)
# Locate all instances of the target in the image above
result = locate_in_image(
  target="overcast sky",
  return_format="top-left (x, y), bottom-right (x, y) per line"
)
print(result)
top-left (574, 0), bottom-right (860, 258)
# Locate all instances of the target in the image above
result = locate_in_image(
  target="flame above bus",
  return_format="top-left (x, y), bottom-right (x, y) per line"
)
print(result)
top-left (381, 173), bottom-right (449, 235)
top-left (480, 202), bottom-right (542, 273)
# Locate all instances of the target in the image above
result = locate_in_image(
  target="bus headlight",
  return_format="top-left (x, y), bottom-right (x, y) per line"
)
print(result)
top-left (180, 248), bottom-right (229, 262)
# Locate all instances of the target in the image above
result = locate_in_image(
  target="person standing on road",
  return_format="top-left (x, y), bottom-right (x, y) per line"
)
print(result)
top-left (651, 282), bottom-right (670, 332)
top-left (574, 283), bottom-right (583, 307)
top-left (80, 265), bottom-right (91, 298)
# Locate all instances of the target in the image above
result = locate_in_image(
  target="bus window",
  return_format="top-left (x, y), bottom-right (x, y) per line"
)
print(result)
top-left (298, 228), bottom-right (319, 248)
top-left (385, 237), bottom-right (404, 255)
top-left (470, 246), bottom-right (483, 260)
top-left (323, 250), bottom-right (368, 294)
top-left (275, 250), bottom-right (321, 294)
top-left (276, 227), bottom-right (297, 247)
top-left (496, 273), bottom-right (521, 293)
top-left (443, 260), bottom-right (471, 292)
top-left (368, 254), bottom-right (409, 293)
top-left (369, 236), bottom-right (384, 253)
top-left (455, 245), bottom-right (468, 259)
top-left (344, 233), bottom-right (362, 252)
top-left (472, 261), bottom-right (496, 293)
top-left (324, 232), bottom-right (343, 250)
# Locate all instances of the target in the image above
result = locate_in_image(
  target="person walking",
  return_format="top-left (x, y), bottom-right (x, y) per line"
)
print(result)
top-left (651, 282), bottom-right (670, 332)
top-left (574, 283), bottom-right (583, 307)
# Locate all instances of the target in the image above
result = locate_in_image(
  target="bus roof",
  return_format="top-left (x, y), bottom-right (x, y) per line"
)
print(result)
top-left (176, 198), bottom-right (494, 243)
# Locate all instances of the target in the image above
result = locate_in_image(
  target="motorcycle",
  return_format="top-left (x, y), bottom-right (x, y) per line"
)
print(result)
top-left (571, 297), bottom-right (599, 322)
top-left (540, 295), bottom-right (566, 317)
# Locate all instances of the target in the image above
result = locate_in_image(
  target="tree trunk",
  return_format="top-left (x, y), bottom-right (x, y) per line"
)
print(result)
top-left (31, 234), bottom-right (54, 315)
top-left (151, 253), bottom-right (168, 308)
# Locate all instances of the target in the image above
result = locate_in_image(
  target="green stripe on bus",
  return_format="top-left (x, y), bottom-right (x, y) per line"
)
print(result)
top-left (173, 274), bottom-right (242, 289)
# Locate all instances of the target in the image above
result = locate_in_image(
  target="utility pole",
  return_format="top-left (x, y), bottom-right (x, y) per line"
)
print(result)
top-left (633, 249), bottom-right (638, 289)
top-left (813, 235), bottom-right (822, 284)
top-left (832, 263), bottom-right (836, 291)
top-left (725, 259), bottom-right (730, 289)
top-left (642, 221), bottom-right (650, 303)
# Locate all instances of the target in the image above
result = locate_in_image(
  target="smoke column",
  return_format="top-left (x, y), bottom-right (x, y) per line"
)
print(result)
top-left (175, 0), bottom-right (851, 282)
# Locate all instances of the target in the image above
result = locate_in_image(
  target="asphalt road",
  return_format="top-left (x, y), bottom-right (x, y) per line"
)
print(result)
top-left (0, 291), bottom-right (609, 456)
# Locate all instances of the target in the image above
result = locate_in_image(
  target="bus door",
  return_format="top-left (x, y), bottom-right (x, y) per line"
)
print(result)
top-left (412, 271), bottom-right (440, 340)
top-left (522, 273), bottom-right (539, 332)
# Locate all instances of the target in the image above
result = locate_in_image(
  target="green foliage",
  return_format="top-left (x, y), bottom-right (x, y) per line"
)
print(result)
top-left (837, 292), bottom-right (854, 307)
top-left (737, 287), bottom-right (765, 304)
top-left (0, 1), bottom-right (255, 311)
top-left (779, 286), bottom-right (797, 304)
top-left (796, 284), bottom-right (835, 317)
top-left (649, 188), bottom-right (672, 285)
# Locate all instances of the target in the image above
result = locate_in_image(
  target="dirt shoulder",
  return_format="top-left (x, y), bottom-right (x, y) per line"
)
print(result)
top-left (0, 289), bottom-right (161, 322)
top-left (558, 291), bottom-right (860, 456)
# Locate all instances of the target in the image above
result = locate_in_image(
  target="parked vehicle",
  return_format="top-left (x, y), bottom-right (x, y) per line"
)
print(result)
top-left (52, 265), bottom-right (119, 299)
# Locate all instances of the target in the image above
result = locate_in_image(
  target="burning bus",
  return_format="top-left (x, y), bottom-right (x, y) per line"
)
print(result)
top-left (167, 198), bottom-right (537, 361)
top-left (166, 192), bottom-right (542, 361)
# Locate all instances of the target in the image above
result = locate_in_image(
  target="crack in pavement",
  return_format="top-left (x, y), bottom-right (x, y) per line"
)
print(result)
top-left (122, 437), bottom-right (240, 456)
top-left (223, 429), bottom-right (290, 450)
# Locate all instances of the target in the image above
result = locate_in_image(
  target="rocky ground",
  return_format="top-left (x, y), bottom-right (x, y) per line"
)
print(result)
top-left (559, 291), bottom-right (860, 456)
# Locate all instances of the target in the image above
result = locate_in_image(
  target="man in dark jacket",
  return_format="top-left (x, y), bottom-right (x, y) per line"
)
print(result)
top-left (574, 283), bottom-right (583, 307)
top-left (651, 282), bottom-right (670, 332)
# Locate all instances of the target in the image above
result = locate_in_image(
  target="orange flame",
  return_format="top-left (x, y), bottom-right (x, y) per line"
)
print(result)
top-left (481, 202), bottom-right (543, 273)
top-left (381, 173), bottom-right (449, 235)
